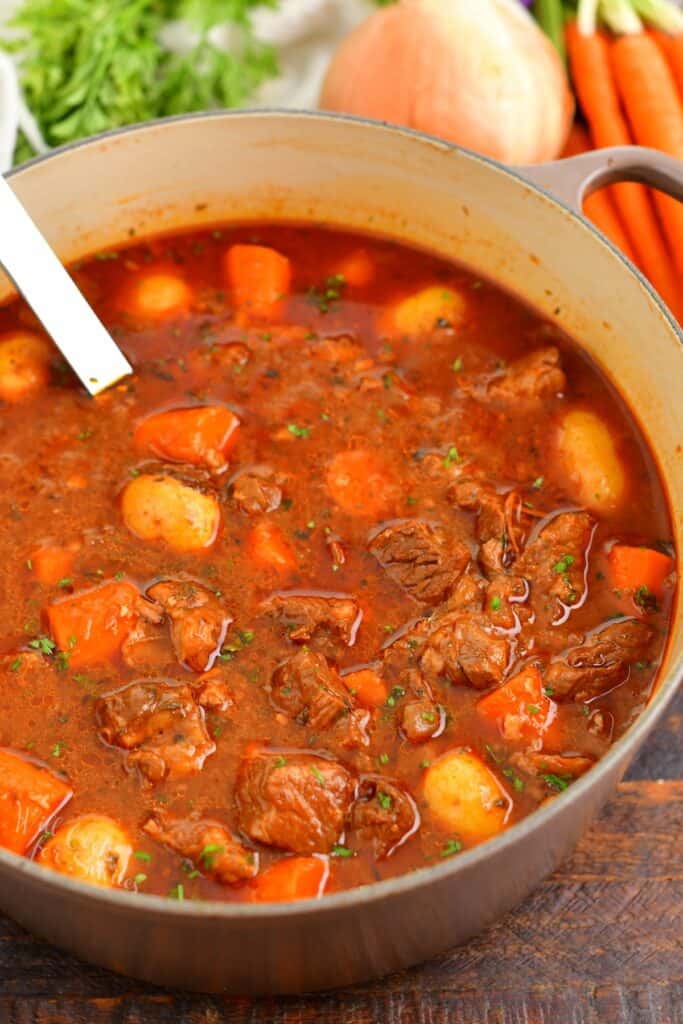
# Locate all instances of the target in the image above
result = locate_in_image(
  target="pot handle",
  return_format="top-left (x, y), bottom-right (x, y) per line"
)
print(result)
top-left (519, 145), bottom-right (683, 212)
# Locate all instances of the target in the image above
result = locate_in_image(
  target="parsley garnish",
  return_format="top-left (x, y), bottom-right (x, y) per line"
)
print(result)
top-left (553, 554), bottom-right (576, 574)
top-left (199, 843), bottom-right (224, 869)
top-left (310, 765), bottom-right (326, 786)
top-left (168, 883), bottom-right (185, 901)
top-left (440, 839), bottom-right (463, 858)
top-left (377, 791), bottom-right (393, 810)
top-left (490, 595), bottom-right (502, 612)
top-left (443, 445), bottom-right (462, 468)
top-left (542, 772), bottom-right (572, 792)
top-left (28, 635), bottom-right (55, 656)
top-left (287, 423), bottom-right (310, 439)
top-left (307, 273), bottom-right (346, 313)
top-left (331, 844), bottom-right (354, 858)
top-left (451, 356), bottom-right (463, 373)
top-left (134, 851), bottom-right (152, 863)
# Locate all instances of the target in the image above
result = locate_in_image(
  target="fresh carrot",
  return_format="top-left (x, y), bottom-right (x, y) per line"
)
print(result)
top-left (342, 668), bottom-right (387, 708)
top-left (566, 22), bottom-right (683, 319)
top-left (608, 544), bottom-right (674, 601)
top-left (247, 520), bottom-right (297, 573)
top-left (30, 545), bottom-right (76, 586)
top-left (224, 244), bottom-right (292, 322)
top-left (0, 748), bottom-right (72, 854)
top-left (325, 449), bottom-right (399, 519)
top-left (249, 855), bottom-right (328, 903)
top-left (477, 664), bottom-right (561, 747)
top-left (135, 405), bottom-right (240, 470)
top-left (47, 581), bottom-right (141, 668)
top-left (611, 32), bottom-right (683, 277)
top-left (650, 30), bottom-right (683, 100)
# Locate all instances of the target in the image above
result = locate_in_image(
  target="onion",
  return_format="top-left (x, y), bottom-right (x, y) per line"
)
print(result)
top-left (320, 0), bottom-right (574, 165)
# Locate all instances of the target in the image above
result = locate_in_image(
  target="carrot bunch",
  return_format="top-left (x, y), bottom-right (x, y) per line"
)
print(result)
top-left (560, 2), bottom-right (683, 321)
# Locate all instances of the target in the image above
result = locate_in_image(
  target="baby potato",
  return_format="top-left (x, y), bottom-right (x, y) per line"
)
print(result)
top-left (423, 749), bottom-right (511, 841)
top-left (121, 474), bottom-right (220, 551)
top-left (124, 271), bottom-right (192, 320)
top-left (37, 814), bottom-right (132, 888)
top-left (383, 285), bottom-right (467, 336)
top-left (557, 408), bottom-right (625, 512)
top-left (0, 330), bottom-right (52, 402)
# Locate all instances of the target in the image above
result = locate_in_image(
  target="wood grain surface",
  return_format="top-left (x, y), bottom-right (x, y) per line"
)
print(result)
top-left (0, 691), bottom-right (680, 1024)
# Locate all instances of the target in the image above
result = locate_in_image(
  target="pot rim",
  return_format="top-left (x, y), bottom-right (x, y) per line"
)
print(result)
top-left (2, 108), bottom-right (681, 921)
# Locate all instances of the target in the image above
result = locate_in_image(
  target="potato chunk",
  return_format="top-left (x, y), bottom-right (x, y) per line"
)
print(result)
top-left (556, 409), bottom-right (625, 512)
top-left (423, 749), bottom-right (511, 841)
top-left (384, 285), bottom-right (466, 336)
top-left (37, 814), bottom-right (132, 888)
top-left (123, 271), bottom-right (192, 320)
top-left (121, 474), bottom-right (220, 551)
top-left (0, 330), bottom-right (51, 402)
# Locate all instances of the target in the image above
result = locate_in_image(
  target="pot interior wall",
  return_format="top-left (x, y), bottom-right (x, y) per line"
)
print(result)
top-left (5, 112), bottom-right (682, 692)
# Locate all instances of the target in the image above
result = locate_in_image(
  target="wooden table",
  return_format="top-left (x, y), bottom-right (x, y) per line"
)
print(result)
top-left (1, 693), bottom-right (680, 1024)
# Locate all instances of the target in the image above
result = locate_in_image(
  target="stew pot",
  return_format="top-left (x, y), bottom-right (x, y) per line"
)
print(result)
top-left (0, 111), bottom-right (681, 994)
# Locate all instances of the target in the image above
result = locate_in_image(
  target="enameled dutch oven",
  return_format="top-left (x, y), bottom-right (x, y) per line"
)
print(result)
top-left (0, 111), bottom-right (681, 994)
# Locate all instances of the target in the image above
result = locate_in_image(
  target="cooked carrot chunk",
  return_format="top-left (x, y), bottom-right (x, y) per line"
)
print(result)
top-left (123, 271), bottom-right (192, 320)
top-left (247, 520), bottom-right (297, 573)
top-left (37, 814), bottom-right (132, 888)
top-left (0, 330), bottom-right (52, 402)
top-left (0, 748), bottom-right (72, 854)
top-left (342, 668), bottom-right (387, 708)
top-left (249, 855), bottom-right (328, 903)
top-left (121, 474), bottom-right (220, 552)
top-left (325, 449), bottom-right (399, 519)
top-left (135, 405), bottom-right (240, 471)
top-left (608, 545), bottom-right (674, 603)
top-left (477, 665), bottom-right (560, 747)
top-left (224, 244), bottom-right (292, 321)
top-left (30, 545), bottom-right (76, 586)
top-left (47, 582), bottom-right (140, 668)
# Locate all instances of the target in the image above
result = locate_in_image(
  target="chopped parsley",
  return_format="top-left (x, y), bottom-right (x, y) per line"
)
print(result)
top-left (377, 791), bottom-right (393, 811)
top-left (553, 554), bottom-right (576, 574)
top-left (28, 635), bottom-right (55, 656)
top-left (57, 577), bottom-right (72, 589)
top-left (542, 772), bottom-right (572, 792)
top-left (490, 595), bottom-right (502, 612)
top-left (50, 740), bottom-right (66, 758)
top-left (439, 839), bottom-right (463, 858)
top-left (532, 476), bottom-right (544, 490)
top-left (8, 657), bottom-right (22, 672)
top-left (310, 765), bottom-right (326, 787)
top-left (634, 584), bottom-right (658, 613)
top-left (443, 445), bottom-right (462, 469)
top-left (287, 423), bottom-right (310, 439)
top-left (331, 844), bottom-right (354, 858)
top-left (526, 704), bottom-right (540, 716)
top-left (133, 873), bottom-right (147, 886)
top-left (378, 752), bottom-right (390, 765)
top-left (168, 883), bottom-right (185, 901)
top-left (307, 273), bottom-right (346, 313)
top-left (451, 356), bottom-right (463, 373)
top-left (273, 755), bottom-right (287, 769)
top-left (543, 686), bottom-right (555, 697)
top-left (199, 843), bottom-right (224, 869)
top-left (502, 767), bottom-right (524, 792)
top-left (134, 851), bottom-right (152, 863)
top-left (386, 686), bottom-right (406, 708)
top-left (420, 759), bottom-right (431, 769)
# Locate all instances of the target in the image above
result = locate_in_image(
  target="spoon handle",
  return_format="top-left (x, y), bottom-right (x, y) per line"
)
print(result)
top-left (0, 174), bottom-right (132, 395)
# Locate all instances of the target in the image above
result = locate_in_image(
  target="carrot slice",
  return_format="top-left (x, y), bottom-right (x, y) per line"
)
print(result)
top-left (135, 406), bottom-right (240, 470)
top-left (31, 546), bottom-right (75, 586)
top-left (0, 748), bottom-right (72, 854)
top-left (608, 544), bottom-right (674, 602)
top-left (247, 520), bottom-right (297, 573)
top-left (47, 582), bottom-right (140, 668)
top-left (611, 33), bottom-right (683, 278)
top-left (477, 665), bottom-right (559, 746)
top-left (326, 449), bottom-right (399, 518)
top-left (224, 244), bottom-right (292, 322)
top-left (342, 668), bottom-right (387, 708)
top-left (249, 856), bottom-right (328, 903)
top-left (566, 22), bottom-right (683, 320)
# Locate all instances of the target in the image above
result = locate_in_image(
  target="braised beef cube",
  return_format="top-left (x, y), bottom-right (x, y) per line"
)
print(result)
top-left (143, 809), bottom-right (257, 884)
top-left (195, 672), bottom-right (234, 713)
top-left (400, 699), bottom-right (443, 742)
top-left (97, 681), bottom-right (214, 783)
top-left (516, 511), bottom-right (595, 625)
top-left (231, 470), bottom-right (282, 515)
top-left (350, 776), bottom-right (420, 858)
top-left (452, 480), bottom-right (527, 576)
top-left (121, 618), bottom-right (174, 671)
top-left (421, 613), bottom-right (509, 689)
top-left (147, 580), bottom-right (231, 672)
top-left (544, 619), bottom-right (653, 701)
top-left (485, 346), bottom-right (566, 403)
top-left (270, 649), bottom-right (369, 749)
top-left (369, 520), bottom-right (469, 604)
top-left (510, 751), bottom-right (594, 802)
top-left (262, 592), bottom-right (360, 648)
top-left (235, 750), bottom-right (354, 854)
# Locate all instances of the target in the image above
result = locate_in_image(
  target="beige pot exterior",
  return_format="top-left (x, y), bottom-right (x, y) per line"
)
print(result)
top-left (0, 112), bottom-right (679, 993)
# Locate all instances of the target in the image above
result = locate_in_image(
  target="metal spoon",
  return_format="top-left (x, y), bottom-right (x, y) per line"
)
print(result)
top-left (0, 174), bottom-right (132, 396)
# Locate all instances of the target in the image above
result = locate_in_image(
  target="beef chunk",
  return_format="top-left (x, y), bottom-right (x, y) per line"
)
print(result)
top-left (486, 347), bottom-right (566, 403)
top-left (421, 612), bottom-right (509, 689)
top-left (452, 480), bottom-right (527, 576)
top-left (270, 649), bottom-right (369, 749)
top-left (369, 520), bottom-right (469, 604)
top-left (544, 619), bottom-right (653, 701)
top-left (235, 750), bottom-right (354, 853)
top-left (195, 672), bottom-right (234, 713)
top-left (510, 751), bottom-right (594, 802)
top-left (97, 681), bottom-right (214, 783)
top-left (350, 776), bottom-right (420, 858)
top-left (231, 470), bottom-right (282, 515)
top-left (121, 618), bottom-right (174, 671)
top-left (146, 580), bottom-right (231, 672)
top-left (143, 809), bottom-right (257, 884)
top-left (516, 512), bottom-right (594, 624)
top-left (400, 699), bottom-right (443, 742)
top-left (262, 593), bottom-right (360, 647)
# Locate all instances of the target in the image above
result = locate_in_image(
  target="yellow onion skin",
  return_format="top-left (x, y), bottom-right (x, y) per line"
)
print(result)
top-left (320, 0), bottom-right (574, 165)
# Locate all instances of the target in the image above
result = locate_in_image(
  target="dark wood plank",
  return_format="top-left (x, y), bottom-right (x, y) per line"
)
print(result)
top-left (0, 696), bottom-right (679, 1024)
